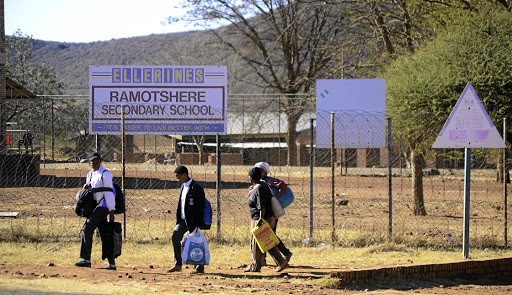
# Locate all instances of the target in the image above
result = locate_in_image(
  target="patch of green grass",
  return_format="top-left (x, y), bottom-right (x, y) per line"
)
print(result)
top-left (312, 277), bottom-right (344, 289)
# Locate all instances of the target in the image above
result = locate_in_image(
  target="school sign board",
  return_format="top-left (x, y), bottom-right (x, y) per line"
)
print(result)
top-left (89, 65), bottom-right (227, 135)
top-left (432, 83), bottom-right (505, 149)
top-left (316, 79), bottom-right (386, 148)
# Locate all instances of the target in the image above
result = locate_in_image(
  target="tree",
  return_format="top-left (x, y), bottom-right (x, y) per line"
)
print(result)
top-left (5, 30), bottom-right (64, 123)
top-left (172, 0), bottom-right (351, 165)
top-left (356, 0), bottom-right (511, 69)
top-left (383, 6), bottom-right (512, 215)
top-left (5, 30), bottom-right (66, 159)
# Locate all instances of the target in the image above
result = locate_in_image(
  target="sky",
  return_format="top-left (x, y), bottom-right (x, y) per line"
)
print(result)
top-left (5, 0), bottom-right (192, 43)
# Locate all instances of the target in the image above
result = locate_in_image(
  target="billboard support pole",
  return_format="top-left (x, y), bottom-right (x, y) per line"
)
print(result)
top-left (331, 112), bottom-right (335, 243)
top-left (388, 118), bottom-right (392, 241)
top-left (309, 118), bottom-right (314, 239)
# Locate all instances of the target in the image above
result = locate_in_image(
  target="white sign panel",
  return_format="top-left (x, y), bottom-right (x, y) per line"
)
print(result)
top-left (316, 79), bottom-right (386, 148)
top-left (432, 83), bottom-right (505, 148)
top-left (89, 65), bottom-right (227, 135)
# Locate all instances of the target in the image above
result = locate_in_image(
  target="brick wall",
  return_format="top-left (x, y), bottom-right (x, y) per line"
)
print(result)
top-left (331, 257), bottom-right (512, 286)
top-left (208, 153), bottom-right (243, 165)
top-left (176, 153), bottom-right (208, 165)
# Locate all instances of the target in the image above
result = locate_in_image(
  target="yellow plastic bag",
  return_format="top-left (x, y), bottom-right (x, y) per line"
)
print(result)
top-left (251, 219), bottom-right (279, 253)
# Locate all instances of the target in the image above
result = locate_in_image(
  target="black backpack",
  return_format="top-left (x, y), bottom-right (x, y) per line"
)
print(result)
top-left (74, 188), bottom-right (96, 217)
top-left (111, 182), bottom-right (125, 214)
top-left (74, 170), bottom-right (125, 217)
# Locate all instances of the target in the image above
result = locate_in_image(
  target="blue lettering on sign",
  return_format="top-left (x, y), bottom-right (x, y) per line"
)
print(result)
top-left (92, 123), bottom-right (224, 134)
top-left (111, 67), bottom-right (205, 84)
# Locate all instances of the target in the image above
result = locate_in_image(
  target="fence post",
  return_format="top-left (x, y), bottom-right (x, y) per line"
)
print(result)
top-left (95, 135), bottom-right (100, 154)
top-left (331, 112), bottom-right (335, 243)
top-left (42, 97), bottom-right (46, 167)
top-left (51, 98), bottom-right (54, 161)
top-left (309, 118), bottom-right (314, 239)
top-left (504, 118), bottom-right (508, 248)
top-left (154, 135), bottom-right (157, 171)
top-left (216, 133), bottom-right (221, 240)
top-left (122, 106), bottom-right (126, 239)
top-left (388, 118), bottom-right (392, 241)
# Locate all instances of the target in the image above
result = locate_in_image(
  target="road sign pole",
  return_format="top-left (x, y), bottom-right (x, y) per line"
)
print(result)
top-left (463, 147), bottom-right (471, 258)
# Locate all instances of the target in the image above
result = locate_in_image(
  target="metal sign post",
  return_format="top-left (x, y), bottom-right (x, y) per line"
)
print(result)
top-left (463, 148), bottom-right (471, 258)
top-left (432, 83), bottom-right (505, 258)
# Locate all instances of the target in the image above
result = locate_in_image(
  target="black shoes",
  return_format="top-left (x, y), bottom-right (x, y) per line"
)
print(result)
top-left (74, 260), bottom-right (91, 267)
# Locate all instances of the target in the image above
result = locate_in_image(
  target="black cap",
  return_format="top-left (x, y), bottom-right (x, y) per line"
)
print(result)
top-left (174, 165), bottom-right (188, 175)
top-left (249, 167), bottom-right (262, 181)
top-left (87, 152), bottom-right (101, 161)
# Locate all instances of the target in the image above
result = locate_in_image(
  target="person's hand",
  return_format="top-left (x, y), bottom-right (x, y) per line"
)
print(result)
top-left (83, 183), bottom-right (90, 189)
top-left (257, 218), bottom-right (263, 227)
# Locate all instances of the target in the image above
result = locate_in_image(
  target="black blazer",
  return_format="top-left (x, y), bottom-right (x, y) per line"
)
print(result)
top-left (176, 179), bottom-right (205, 232)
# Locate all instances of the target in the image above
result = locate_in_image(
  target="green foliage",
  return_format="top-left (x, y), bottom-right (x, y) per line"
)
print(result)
top-left (383, 7), bottom-right (512, 150)
top-left (6, 30), bottom-right (64, 96)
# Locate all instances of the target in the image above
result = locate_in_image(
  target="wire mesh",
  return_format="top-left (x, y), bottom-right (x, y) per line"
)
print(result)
top-left (0, 95), bottom-right (510, 250)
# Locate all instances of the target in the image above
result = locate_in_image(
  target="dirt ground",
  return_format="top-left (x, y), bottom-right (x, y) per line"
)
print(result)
top-left (2, 167), bottom-right (512, 293)
top-left (1, 262), bottom-right (512, 294)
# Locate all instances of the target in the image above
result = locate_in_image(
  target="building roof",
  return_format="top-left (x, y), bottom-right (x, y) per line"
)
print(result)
top-left (178, 141), bottom-right (287, 149)
top-left (5, 77), bottom-right (38, 100)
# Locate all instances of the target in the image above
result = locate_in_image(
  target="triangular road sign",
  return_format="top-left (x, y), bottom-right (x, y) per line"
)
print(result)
top-left (432, 83), bottom-right (505, 148)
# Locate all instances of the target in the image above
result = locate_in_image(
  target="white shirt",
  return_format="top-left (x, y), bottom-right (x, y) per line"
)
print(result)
top-left (86, 165), bottom-right (116, 212)
top-left (180, 178), bottom-right (193, 220)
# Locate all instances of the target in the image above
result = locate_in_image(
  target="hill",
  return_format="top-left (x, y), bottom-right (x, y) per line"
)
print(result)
top-left (28, 30), bottom-right (249, 95)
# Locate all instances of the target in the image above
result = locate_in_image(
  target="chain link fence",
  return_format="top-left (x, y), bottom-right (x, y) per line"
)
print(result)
top-left (0, 95), bottom-right (511, 250)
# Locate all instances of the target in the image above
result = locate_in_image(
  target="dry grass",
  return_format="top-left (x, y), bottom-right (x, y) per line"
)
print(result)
top-left (2, 240), bottom-right (512, 294)
top-left (2, 240), bottom-right (511, 270)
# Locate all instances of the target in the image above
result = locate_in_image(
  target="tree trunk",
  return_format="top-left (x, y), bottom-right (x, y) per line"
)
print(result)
top-left (411, 150), bottom-right (426, 215)
top-left (197, 147), bottom-right (204, 165)
top-left (286, 113), bottom-right (299, 166)
top-left (497, 151), bottom-right (511, 183)
top-left (193, 135), bottom-right (205, 165)
top-left (497, 154), bottom-right (503, 182)
top-left (370, 2), bottom-right (394, 56)
top-left (126, 135), bottom-right (134, 153)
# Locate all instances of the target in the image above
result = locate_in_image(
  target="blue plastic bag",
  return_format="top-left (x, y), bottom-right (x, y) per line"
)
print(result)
top-left (271, 187), bottom-right (295, 209)
top-left (182, 228), bottom-right (210, 265)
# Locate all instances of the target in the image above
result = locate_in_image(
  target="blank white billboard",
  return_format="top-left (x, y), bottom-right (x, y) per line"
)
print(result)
top-left (316, 79), bottom-right (386, 148)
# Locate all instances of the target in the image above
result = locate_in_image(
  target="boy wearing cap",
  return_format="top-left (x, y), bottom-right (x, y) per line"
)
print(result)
top-left (245, 167), bottom-right (289, 272)
top-left (75, 152), bottom-right (117, 270)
